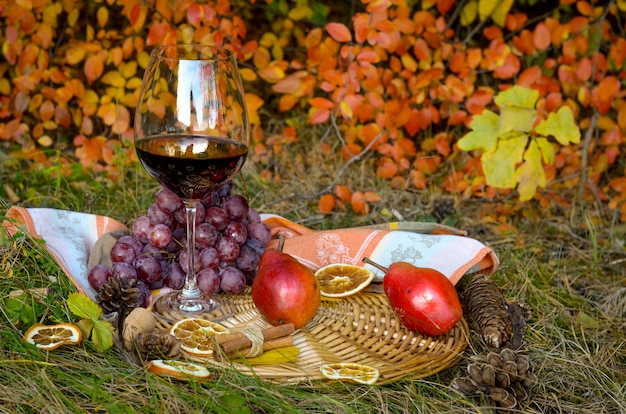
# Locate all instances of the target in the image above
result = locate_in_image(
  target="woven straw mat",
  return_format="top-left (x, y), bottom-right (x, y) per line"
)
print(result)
top-left (153, 291), bottom-right (469, 385)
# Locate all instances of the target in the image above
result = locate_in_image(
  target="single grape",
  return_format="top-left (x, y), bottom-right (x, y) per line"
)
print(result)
top-left (216, 237), bottom-right (240, 262)
top-left (199, 247), bottom-right (220, 269)
top-left (247, 207), bottom-right (261, 223)
top-left (204, 206), bottom-right (229, 231)
top-left (87, 264), bottom-right (112, 291)
top-left (178, 248), bottom-right (201, 274)
top-left (164, 263), bottom-right (186, 290)
top-left (223, 221), bottom-right (247, 245)
top-left (134, 253), bottom-right (163, 283)
top-left (148, 278), bottom-right (164, 290)
top-left (197, 268), bottom-right (220, 295)
top-left (112, 262), bottom-right (138, 281)
top-left (201, 191), bottom-right (220, 207)
top-left (136, 280), bottom-right (151, 308)
top-left (142, 243), bottom-right (163, 257)
top-left (195, 223), bottom-right (219, 248)
top-left (156, 187), bottom-right (183, 213)
top-left (110, 240), bottom-right (137, 264)
top-left (148, 203), bottom-right (174, 227)
top-left (117, 235), bottom-right (144, 254)
top-left (223, 195), bottom-right (249, 221)
top-left (132, 215), bottom-right (153, 243)
top-left (235, 244), bottom-right (260, 272)
top-left (148, 223), bottom-right (173, 249)
top-left (244, 238), bottom-right (266, 256)
top-left (219, 267), bottom-right (246, 294)
top-left (217, 181), bottom-right (233, 198)
top-left (246, 220), bottom-right (271, 244)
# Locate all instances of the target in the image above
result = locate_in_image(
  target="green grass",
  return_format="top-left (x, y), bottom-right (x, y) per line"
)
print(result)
top-left (1, 138), bottom-right (625, 413)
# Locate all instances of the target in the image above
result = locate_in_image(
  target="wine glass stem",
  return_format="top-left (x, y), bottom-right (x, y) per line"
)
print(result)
top-left (180, 200), bottom-right (202, 300)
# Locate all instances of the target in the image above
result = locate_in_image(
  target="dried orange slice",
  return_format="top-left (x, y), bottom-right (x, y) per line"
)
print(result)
top-left (320, 362), bottom-right (379, 385)
top-left (147, 359), bottom-right (212, 380)
top-left (23, 323), bottom-right (82, 350)
top-left (169, 318), bottom-right (229, 357)
top-left (314, 264), bottom-right (375, 297)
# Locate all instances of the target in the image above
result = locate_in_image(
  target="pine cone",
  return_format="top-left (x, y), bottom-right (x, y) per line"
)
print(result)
top-left (453, 348), bottom-right (537, 412)
top-left (96, 275), bottom-right (147, 316)
top-left (462, 274), bottom-right (513, 348)
top-left (135, 330), bottom-right (181, 361)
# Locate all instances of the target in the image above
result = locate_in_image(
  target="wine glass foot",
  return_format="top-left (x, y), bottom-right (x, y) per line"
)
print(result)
top-left (152, 291), bottom-right (234, 323)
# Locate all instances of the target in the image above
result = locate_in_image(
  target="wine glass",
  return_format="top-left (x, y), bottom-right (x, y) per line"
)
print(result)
top-left (134, 44), bottom-right (249, 318)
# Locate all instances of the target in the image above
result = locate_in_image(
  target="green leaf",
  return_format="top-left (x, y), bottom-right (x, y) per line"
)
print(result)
top-left (482, 134), bottom-right (528, 188)
top-left (536, 137), bottom-right (554, 164)
top-left (534, 106), bottom-right (581, 145)
top-left (498, 106), bottom-right (536, 134)
top-left (68, 292), bottom-right (102, 320)
top-left (514, 139), bottom-right (546, 201)
top-left (457, 110), bottom-right (500, 152)
top-left (495, 85), bottom-right (538, 109)
top-left (90, 319), bottom-right (114, 353)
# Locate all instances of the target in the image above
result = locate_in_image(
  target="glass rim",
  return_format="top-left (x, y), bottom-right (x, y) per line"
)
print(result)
top-left (150, 44), bottom-right (235, 61)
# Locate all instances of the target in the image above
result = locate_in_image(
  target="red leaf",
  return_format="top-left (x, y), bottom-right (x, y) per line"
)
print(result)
top-left (533, 22), bottom-right (551, 51)
top-left (325, 22), bottom-right (352, 43)
top-left (576, 57), bottom-right (592, 81)
top-left (187, 3), bottom-right (203, 28)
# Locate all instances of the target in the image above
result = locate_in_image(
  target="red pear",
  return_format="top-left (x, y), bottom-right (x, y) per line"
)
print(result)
top-left (252, 237), bottom-right (320, 328)
top-left (363, 258), bottom-right (463, 336)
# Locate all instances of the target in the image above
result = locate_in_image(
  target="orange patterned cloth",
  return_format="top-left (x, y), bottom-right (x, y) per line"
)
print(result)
top-left (4, 207), bottom-right (498, 301)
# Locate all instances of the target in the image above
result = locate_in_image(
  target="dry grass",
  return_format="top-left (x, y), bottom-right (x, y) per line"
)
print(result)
top-left (1, 130), bottom-right (625, 413)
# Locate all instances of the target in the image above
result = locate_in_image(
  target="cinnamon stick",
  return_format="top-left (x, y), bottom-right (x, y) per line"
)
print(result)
top-left (218, 336), bottom-right (294, 360)
top-left (215, 323), bottom-right (295, 354)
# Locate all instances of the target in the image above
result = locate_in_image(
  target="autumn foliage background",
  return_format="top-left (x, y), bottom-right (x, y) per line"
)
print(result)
top-left (2, 0), bottom-right (626, 222)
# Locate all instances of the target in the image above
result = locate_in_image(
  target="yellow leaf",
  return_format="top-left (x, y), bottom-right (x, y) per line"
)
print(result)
top-left (457, 110), bottom-right (500, 152)
top-left (0, 78), bottom-right (10, 95)
top-left (478, 0), bottom-right (512, 25)
top-left (66, 47), bottom-right (86, 65)
top-left (68, 9), bottom-right (79, 27)
top-left (100, 71), bottom-right (126, 88)
top-left (401, 54), bottom-right (418, 72)
top-left (288, 5), bottom-right (313, 21)
top-left (125, 77), bottom-right (143, 89)
top-left (514, 139), bottom-right (545, 201)
top-left (239, 68), bottom-right (257, 82)
top-left (37, 135), bottom-right (54, 147)
top-left (535, 137), bottom-right (554, 165)
top-left (461, 0), bottom-right (478, 26)
top-left (482, 134), bottom-right (527, 188)
top-left (339, 101), bottom-right (353, 120)
top-left (498, 106), bottom-right (536, 135)
top-left (421, 0), bottom-right (437, 9)
top-left (245, 93), bottom-right (264, 125)
top-left (495, 85), bottom-right (538, 109)
top-left (534, 106), bottom-right (581, 146)
top-left (237, 346), bottom-right (300, 365)
top-left (119, 61), bottom-right (137, 79)
top-left (619, 0), bottom-right (626, 12)
top-left (97, 6), bottom-right (108, 28)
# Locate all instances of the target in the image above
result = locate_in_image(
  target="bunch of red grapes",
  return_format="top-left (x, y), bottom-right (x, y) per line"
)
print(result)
top-left (88, 182), bottom-right (271, 297)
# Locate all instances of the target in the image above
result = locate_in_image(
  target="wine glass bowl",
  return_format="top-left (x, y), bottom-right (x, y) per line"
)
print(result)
top-left (135, 44), bottom-right (249, 317)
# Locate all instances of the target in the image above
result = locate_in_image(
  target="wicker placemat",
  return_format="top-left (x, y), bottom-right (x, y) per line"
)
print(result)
top-left (154, 292), bottom-right (469, 384)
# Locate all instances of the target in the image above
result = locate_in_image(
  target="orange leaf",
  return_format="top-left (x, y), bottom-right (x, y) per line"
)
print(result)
top-left (350, 192), bottom-right (369, 216)
top-left (55, 105), bottom-right (72, 128)
top-left (365, 0), bottom-right (391, 13)
top-left (187, 3), bottom-right (203, 27)
top-left (309, 97), bottom-right (334, 109)
top-left (533, 22), bottom-right (551, 51)
top-left (84, 54), bottom-right (104, 83)
top-left (39, 100), bottom-right (55, 122)
top-left (325, 22), bottom-right (352, 43)
top-left (377, 158), bottom-right (398, 179)
top-left (409, 170), bottom-right (427, 189)
top-left (576, 1), bottom-right (594, 16)
top-left (576, 57), bottom-right (592, 82)
top-left (318, 194), bottom-right (336, 214)
top-left (518, 66), bottom-right (541, 87)
top-left (146, 22), bottom-right (171, 46)
top-left (309, 108), bottom-right (330, 124)
top-left (334, 185), bottom-right (352, 202)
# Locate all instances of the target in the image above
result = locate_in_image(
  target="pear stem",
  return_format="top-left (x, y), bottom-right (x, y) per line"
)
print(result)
top-left (277, 234), bottom-right (286, 253)
top-left (362, 257), bottom-right (389, 273)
